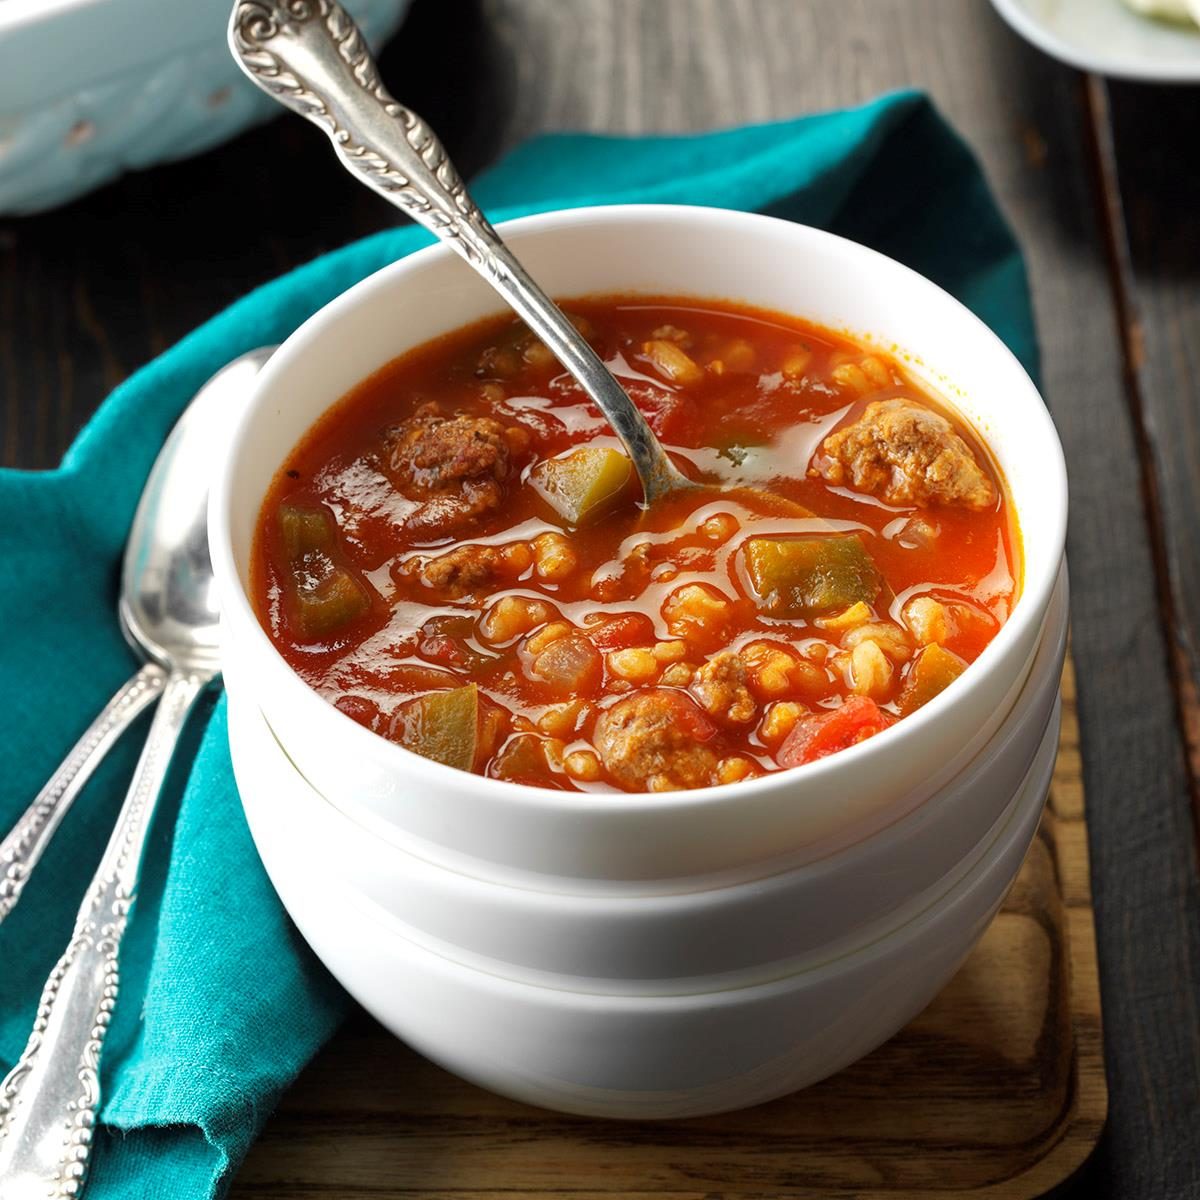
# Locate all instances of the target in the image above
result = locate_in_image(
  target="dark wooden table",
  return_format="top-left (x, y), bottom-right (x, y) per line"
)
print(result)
top-left (4, 2), bottom-right (1199, 1196)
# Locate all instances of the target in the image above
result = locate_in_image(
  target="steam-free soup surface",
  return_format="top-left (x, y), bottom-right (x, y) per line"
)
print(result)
top-left (253, 296), bottom-right (1019, 792)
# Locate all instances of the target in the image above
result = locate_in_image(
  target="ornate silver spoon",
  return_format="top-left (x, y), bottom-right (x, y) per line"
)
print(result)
top-left (0, 669), bottom-right (165, 924)
top-left (227, 0), bottom-right (696, 507)
top-left (0, 348), bottom-right (273, 1199)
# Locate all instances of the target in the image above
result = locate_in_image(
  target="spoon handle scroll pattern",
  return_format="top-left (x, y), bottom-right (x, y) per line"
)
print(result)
top-left (227, 0), bottom-right (690, 504)
top-left (0, 670), bottom-right (208, 1200)
top-left (0, 663), bottom-right (167, 926)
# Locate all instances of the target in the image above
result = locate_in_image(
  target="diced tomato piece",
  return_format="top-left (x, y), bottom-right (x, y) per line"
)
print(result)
top-left (417, 615), bottom-right (493, 672)
top-left (419, 634), bottom-right (469, 669)
top-left (625, 380), bottom-right (689, 443)
top-left (777, 696), bottom-right (893, 768)
top-left (334, 694), bottom-right (383, 731)
top-left (586, 613), bottom-right (656, 651)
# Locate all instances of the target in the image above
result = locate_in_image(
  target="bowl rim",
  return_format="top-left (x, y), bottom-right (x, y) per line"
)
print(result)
top-left (209, 202), bottom-right (1069, 818)
top-left (251, 690), bottom-right (1060, 1005)
top-left (232, 564), bottom-right (1069, 901)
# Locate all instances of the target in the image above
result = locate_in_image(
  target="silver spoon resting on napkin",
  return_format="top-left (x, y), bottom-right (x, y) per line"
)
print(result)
top-left (0, 348), bottom-right (272, 1199)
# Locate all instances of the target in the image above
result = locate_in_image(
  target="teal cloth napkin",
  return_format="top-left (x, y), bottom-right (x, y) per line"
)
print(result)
top-left (0, 90), bottom-right (1036, 1198)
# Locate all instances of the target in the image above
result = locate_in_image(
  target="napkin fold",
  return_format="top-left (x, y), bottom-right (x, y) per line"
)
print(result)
top-left (0, 89), bottom-right (1036, 1199)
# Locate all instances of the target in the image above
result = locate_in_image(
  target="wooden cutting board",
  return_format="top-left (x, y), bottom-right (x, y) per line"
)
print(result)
top-left (232, 655), bottom-right (1106, 1200)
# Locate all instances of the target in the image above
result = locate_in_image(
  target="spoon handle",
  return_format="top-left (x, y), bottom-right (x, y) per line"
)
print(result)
top-left (0, 670), bottom-right (208, 1199)
top-left (0, 663), bottom-right (167, 927)
top-left (227, 0), bottom-right (687, 504)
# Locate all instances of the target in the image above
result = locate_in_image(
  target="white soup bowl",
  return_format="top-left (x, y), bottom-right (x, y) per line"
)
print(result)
top-left (209, 204), bottom-right (1068, 884)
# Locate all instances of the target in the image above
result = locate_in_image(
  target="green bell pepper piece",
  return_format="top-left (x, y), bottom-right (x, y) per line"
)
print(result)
top-left (391, 684), bottom-right (480, 772)
top-left (530, 446), bottom-right (633, 526)
top-left (744, 535), bottom-right (882, 618)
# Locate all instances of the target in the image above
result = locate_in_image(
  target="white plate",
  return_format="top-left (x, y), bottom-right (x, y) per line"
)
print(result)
top-left (990, 0), bottom-right (1200, 81)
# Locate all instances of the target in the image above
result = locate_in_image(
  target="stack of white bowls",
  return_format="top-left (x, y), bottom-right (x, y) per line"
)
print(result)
top-left (210, 206), bottom-right (1070, 1119)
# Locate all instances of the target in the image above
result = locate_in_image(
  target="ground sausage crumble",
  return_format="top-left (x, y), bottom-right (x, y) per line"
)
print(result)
top-left (815, 398), bottom-right (997, 511)
top-left (382, 403), bottom-right (526, 529)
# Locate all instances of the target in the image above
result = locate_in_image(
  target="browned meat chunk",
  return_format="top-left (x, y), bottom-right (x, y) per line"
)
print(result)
top-left (593, 689), bottom-right (719, 792)
top-left (397, 544), bottom-right (503, 599)
top-left (395, 537), bottom-right (535, 601)
top-left (815, 399), bottom-right (997, 511)
top-left (690, 651), bottom-right (756, 725)
top-left (382, 404), bottom-right (528, 529)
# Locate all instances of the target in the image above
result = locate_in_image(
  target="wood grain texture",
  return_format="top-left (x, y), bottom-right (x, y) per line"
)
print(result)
top-left (229, 660), bottom-right (1103, 1200)
top-left (1096, 77), bottom-right (1200, 788)
top-left (4, 2), bottom-right (1200, 1196)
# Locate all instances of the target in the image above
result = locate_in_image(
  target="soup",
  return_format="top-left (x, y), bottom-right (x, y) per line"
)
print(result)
top-left (251, 296), bottom-right (1019, 793)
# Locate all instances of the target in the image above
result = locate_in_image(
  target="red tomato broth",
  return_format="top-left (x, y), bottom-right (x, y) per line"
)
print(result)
top-left (251, 295), bottom-right (1021, 793)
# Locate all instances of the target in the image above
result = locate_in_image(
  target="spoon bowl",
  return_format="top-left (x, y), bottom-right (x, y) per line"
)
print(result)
top-left (119, 349), bottom-right (273, 673)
